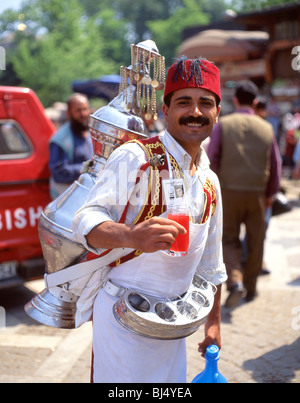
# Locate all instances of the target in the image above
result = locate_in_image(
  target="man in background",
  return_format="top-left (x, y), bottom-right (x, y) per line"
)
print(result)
top-left (208, 80), bottom-right (281, 308)
top-left (49, 93), bottom-right (93, 199)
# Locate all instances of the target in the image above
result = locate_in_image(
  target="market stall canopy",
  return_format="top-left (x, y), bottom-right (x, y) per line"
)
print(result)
top-left (72, 74), bottom-right (121, 101)
top-left (178, 29), bottom-right (269, 63)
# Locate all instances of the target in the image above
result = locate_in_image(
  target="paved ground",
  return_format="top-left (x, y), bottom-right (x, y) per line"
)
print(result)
top-left (0, 178), bottom-right (299, 384)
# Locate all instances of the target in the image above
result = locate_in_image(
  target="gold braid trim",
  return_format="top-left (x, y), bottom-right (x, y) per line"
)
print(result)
top-left (129, 140), bottom-right (154, 224)
top-left (126, 139), bottom-right (182, 223)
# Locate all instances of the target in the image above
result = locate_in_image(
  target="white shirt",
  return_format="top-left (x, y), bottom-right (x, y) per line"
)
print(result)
top-left (72, 130), bottom-right (227, 285)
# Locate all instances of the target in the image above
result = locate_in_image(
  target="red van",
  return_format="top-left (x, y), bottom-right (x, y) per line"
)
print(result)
top-left (0, 86), bottom-right (55, 288)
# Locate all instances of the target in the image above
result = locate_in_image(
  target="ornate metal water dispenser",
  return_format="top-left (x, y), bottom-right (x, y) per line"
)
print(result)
top-left (25, 40), bottom-right (166, 328)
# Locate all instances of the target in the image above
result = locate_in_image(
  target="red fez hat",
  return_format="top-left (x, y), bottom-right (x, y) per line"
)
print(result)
top-left (164, 57), bottom-right (221, 104)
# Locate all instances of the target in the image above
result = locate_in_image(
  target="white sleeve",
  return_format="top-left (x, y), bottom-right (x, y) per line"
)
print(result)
top-left (72, 143), bottom-right (149, 254)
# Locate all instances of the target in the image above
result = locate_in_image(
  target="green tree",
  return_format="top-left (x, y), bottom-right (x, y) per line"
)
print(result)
top-left (230, 0), bottom-right (299, 12)
top-left (1, 0), bottom-right (294, 106)
top-left (202, 0), bottom-right (229, 22)
top-left (1, 0), bottom-right (119, 106)
top-left (148, 0), bottom-right (210, 66)
top-left (79, 0), bottom-right (184, 42)
top-left (95, 8), bottom-right (130, 66)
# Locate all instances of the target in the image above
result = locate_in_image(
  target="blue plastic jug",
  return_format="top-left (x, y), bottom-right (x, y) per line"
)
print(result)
top-left (191, 345), bottom-right (228, 383)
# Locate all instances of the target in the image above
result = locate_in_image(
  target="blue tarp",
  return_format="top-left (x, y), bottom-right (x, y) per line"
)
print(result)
top-left (72, 74), bottom-right (120, 101)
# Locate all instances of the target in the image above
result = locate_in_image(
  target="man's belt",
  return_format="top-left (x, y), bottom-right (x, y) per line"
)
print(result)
top-left (103, 275), bottom-right (217, 340)
top-left (103, 279), bottom-right (126, 298)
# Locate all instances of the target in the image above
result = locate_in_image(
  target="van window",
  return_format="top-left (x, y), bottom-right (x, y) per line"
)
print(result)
top-left (0, 121), bottom-right (31, 159)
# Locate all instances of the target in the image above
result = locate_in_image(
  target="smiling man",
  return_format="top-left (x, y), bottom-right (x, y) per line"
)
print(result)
top-left (73, 56), bottom-right (227, 383)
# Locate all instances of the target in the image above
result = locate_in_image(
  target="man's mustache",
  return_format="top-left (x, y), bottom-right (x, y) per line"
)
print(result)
top-left (179, 116), bottom-right (210, 126)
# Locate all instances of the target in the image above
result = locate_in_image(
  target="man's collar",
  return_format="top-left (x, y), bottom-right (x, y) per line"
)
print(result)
top-left (160, 130), bottom-right (210, 172)
top-left (236, 107), bottom-right (255, 115)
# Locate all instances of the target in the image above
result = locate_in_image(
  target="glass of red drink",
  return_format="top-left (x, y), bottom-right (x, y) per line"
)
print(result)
top-left (167, 206), bottom-right (190, 256)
